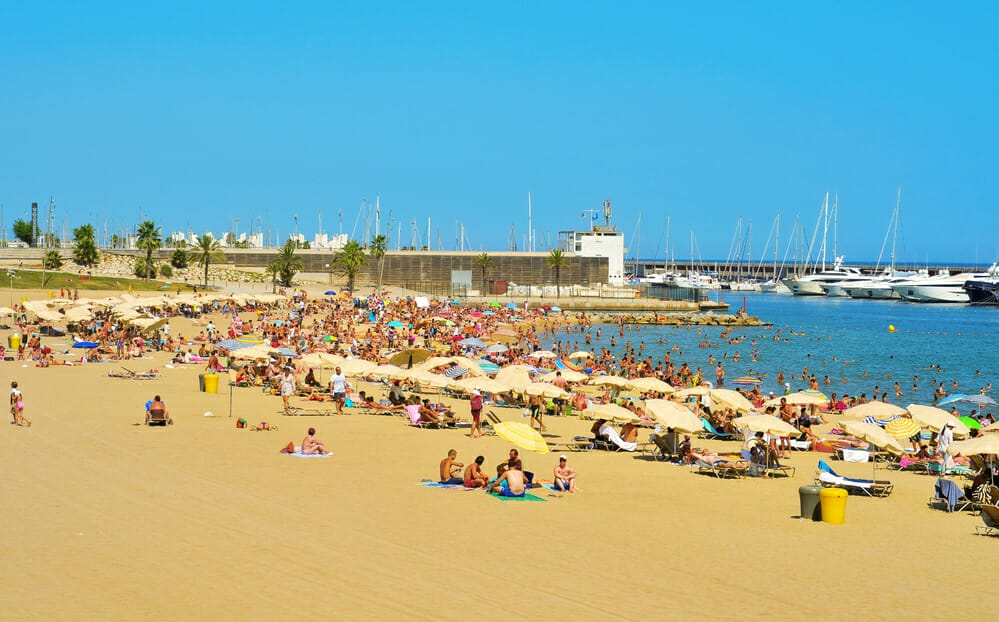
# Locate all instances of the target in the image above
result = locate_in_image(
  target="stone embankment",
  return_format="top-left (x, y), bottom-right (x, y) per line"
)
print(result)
top-left (590, 310), bottom-right (768, 327)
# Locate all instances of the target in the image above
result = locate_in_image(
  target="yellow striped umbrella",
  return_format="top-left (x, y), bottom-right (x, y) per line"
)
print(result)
top-left (884, 417), bottom-right (922, 439)
top-left (492, 421), bottom-right (550, 454)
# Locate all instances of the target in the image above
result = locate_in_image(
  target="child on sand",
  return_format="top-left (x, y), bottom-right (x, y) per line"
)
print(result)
top-left (10, 381), bottom-right (30, 427)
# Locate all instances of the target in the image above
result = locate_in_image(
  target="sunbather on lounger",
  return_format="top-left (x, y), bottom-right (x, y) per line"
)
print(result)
top-left (691, 450), bottom-right (740, 467)
top-left (489, 464), bottom-right (527, 497)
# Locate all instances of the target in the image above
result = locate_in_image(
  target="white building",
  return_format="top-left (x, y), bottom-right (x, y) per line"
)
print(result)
top-left (557, 224), bottom-right (626, 285)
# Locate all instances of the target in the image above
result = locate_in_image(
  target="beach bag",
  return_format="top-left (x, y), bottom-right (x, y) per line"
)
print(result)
top-left (280, 441), bottom-right (295, 454)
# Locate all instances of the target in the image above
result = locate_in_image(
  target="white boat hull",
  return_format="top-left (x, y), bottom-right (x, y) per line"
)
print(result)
top-left (782, 278), bottom-right (827, 296)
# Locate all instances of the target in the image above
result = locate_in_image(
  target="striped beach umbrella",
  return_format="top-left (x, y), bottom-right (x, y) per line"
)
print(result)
top-left (732, 376), bottom-right (763, 386)
top-left (884, 417), bottom-right (922, 439)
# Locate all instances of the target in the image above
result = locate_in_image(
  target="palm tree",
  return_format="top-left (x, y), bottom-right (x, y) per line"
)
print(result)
top-left (333, 240), bottom-right (368, 291)
top-left (188, 234), bottom-right (227, 287)
top-left (473, 252), bottom-right (494, 296)
top-left (546, 248), bottom-right (568, 299)
top-left (370, 234), bottom-right (388, 290)
top-left (135, 220), bottom-right (162, 280)
top-left (264, 261), bottom-right (281, 293)
top-left (273, 240), bottom-right (305, 286)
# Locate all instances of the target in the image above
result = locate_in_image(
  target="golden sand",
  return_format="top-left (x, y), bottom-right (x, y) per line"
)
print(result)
top-left (0, 289), bottom-right (993, 620)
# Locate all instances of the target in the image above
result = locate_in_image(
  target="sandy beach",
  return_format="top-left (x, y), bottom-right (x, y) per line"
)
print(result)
top-left (1, 286), bottom-right (994, 621)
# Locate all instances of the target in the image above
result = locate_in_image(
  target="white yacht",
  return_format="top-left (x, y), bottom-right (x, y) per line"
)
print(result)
top-left (674, 272), bottom-right (722, 290)
top-left (782, 256), bottom-right (866, 296)
top-left (843, 270), bottom-right (927, 300)
top-left (890, 268), bottom-right (995, 303)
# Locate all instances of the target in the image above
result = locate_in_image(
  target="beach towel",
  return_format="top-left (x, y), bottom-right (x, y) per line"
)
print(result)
top-left (490, 491), bottom-right (546, 502)
top-left (598, 425), bottom-right (637, 451)
top-left (282, 446), bottom-right (332, 458)
top-left (935, 478), bottom-right (962, 512)
top-left (405, 404), bottom-right (422, 424)
top-left (419, 481), bottom-right (476, 491)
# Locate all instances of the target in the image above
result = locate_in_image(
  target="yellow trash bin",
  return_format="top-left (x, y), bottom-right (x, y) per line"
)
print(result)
top-left (819, 487), bottom-right (848, 524)
top-left (203, 373), bottom-right (220, 394)
top-left (8, 334), bottom-right (21, 350)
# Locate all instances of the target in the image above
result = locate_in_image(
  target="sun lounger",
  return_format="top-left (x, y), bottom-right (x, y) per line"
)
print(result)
top-left (284, 406), bottom-right (335, 416)
top-left (929, 478), bottom-right (974, 512)
top-left (550, 437), bottom-right (594, 452)
top-left (976, 505), bottom-right (999, 537)
top-left (700, 417), bottom-right (733, 440)
top-left (595, 426), bottom-right (637, 452)
top-left (146, 408), bottom-right (172, 426)
top-left (646, 433), bottom-right (679, 462)
top-left (693, 459), bottom-right (750, 479)
top-left (814, 460), bottom-right (893, 497)
top-left (926, 462), bottom-right (973, 478)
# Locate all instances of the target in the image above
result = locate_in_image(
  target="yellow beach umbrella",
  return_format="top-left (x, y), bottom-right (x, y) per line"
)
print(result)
top-left (840, 420), bottom-right (905, 455)
top-left (907, 404), bottom-right (971, 438)
top-left (493, 421), bottom-right (550, 454)
top-left (590, 375), bottom-right (631, 388)
top-left (644, 399), bottom-right (702, 433)
top-left (519, 382), bottom-right (570, 400)
top-left (545, 369), bottom-right (588, 383)
top-left (676, 385), bottom-right (711, 397)
top-left (628, 377), bottom-right (675, 394)
top-left (495, 365), bottom-right (534, 392)
top-left (567, 351), bottom-right (593, 359)
top-left (763, 391), bottom-right (828, 408)
top-left (841, 401), bottom-right (907, 420)
top-left (730, 414), bottom-right (799, 437)
top-left (387, 348), bottom-right (432, 368)
top-left (950, 434), bottom-right (999, 457)
top-left (884, 417), bottom-right (922, 439)
top-left (583, 402), bottom-right (642, 424)
top-left (450, 376), bottom-right (512, 395)
top-left (709, 388), bottom-right (754, 413)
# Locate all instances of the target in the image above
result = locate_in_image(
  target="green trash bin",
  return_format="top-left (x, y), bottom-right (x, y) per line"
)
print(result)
top-left (820, 487), bottom-right (848, 524)
top-left (204, 373), bottom-right (220, 394)
top-left (798, 485), bottom-right (823, 521)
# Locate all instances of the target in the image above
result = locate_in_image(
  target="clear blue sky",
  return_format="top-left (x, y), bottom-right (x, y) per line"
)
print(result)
top-left (1, 2), bottom-right (996, 264)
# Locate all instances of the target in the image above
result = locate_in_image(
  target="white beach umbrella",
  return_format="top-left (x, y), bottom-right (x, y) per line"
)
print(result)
top-left (644, 399), bottom-right (701, 433)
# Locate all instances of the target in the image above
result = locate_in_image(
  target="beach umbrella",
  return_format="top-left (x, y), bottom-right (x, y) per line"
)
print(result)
top-left (884, 417), bottom-right (922, 439)
top-left (458, 337), bottom-right (485, 348)
top-left (274, 347), bottom-right (299, 358)
top-left (519, 382), bottom-right (570, 400)
top-left (983, 421), bottom-right (999, 433)
top-left (644, 399), bottom-right (702, 433)
top-left (230, 344), bottom-right (275, 360)
top-left (764, 391), bottom-right (828, 408)
top-left (549, 306), bottom-right (562, 312)
top-left (476, 360), bottom-right (501, 374)
top-left (495, 365), bottom-right (534, 392)
top-left (217, 339), bottom-right (252, 351)
top-left (961, 395), bottom-right (999, 407)
top-left (484, 344), bottom-right (508, 353)
top-left (546, 368), bottom-right (588, 383)
top-left (628, 377), bottom-right (675, 394)
top-left (526, 350), bottom-right (557, 359)
top-left (709, 388), bottom-right (754, 413)
top-left (388, 348), bottom-right (432, 368)
top-left (936, 394), bottom-right (968, 406)
top-left (907, 404), bottom-right (971, 438)
top-left (386, 320), bottom-right (405, 328)
top-left (368, 364), bottom-right (404, 378)
top-left (324, 290), bottom-right (336, 295)
top-left (731, 414), bottom-right (799, 437)
top-left (337, 358), bottom-right (377, 376)
top-left (583, 402), bottom-right (642, 424)
top-left (949, 434), bottom-right (999, 457)
top-left (958, 416), bottom-right (982, 430)
top-left (299, 352), bottom-right (340, 368)
top-left (505, 302), bottom-right (518, 309)
top-left (840, 420), bottom-right (905, 455)
top-left (488, 302), bottom-right (501, 307)
top-left (803, 389), bottom-right (828, 401)
top-left (72, 340), bottom-right (99, 349)
top-left (590, 375), bottom-right (631, 388)
top-left (567, 351), bottom-right (593, 359)
top-left (841, 402), bottom-right (907, 420)
top-left (493, 421), bottom-right (550, 454)
top-left (396, 369), bottom-right (451, 389)
top-left (450, 376), bottom-right (512, 395)
top-left (732, 376), bottom-right (763, 386)
top-left (675, 385), bottom-right (711, 397)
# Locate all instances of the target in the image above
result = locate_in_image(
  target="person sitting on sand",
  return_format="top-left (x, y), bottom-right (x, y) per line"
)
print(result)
top-left (463, 456), bottom-right (489, 488)
top-left (145, 395), bottom-right (168, 424)
top-left (553, 454), bottom-right (577, 492)
top-left (439, 449), bottom-right (464, 485)
top-left (304, 368), bottom-right (322, 388)
top-left (301, 427), bottom-right (329, 455)
top-left (254, 421), bottom-right (276, 431)
top-left (489, 463), bottom-right (527, 497)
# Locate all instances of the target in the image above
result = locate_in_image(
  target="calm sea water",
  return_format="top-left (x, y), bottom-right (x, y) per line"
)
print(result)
top-left (550, 294), bottom-right (999, 415)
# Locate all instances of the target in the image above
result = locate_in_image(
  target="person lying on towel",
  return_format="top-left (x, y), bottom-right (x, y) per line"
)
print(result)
top-left (489, 464), bottom-right (527, 497)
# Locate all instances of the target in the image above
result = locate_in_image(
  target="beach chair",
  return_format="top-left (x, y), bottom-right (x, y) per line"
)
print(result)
top-left (976, 505), bottom-right (999, 537)
top-left (693, 459), bottom-right (749, 479)
top-left (700, 417), bottom-right (733, 440)
top-left (815, 460), bottom-right (893, 498)
top-left (929, 478), bottom-right (974, 512)
top-left (926, 462), bottom-right (973, 478)
top-left (550, 437), bottom-right (594, 452)
top-left (646, 433), bottom-right (678, 462)
top-left (146, 408), bottom-right (172, 426)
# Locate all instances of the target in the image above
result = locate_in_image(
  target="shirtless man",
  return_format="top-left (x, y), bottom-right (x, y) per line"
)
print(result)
top-left (489, 463), bottom-right (527, 497)
top-left (439, 449), bottom-right (464, 485)
top-left (145, 395), bottom-right (168, 424)
top-left (463, 456), bottom-right (489, 488)
top-left (301, 427), bottom-right (329, 455)
top-left (553, 455), bottom-right (577, 492)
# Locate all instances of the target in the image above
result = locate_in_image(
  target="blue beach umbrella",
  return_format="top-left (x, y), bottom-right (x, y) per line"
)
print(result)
top-left (937, 394), bottom-right (968, 406)
top-left (324, 291), bottom-right (337, 296)
top-left (387, 320), bottom-right (405, 328)
top-left (506, 302), bottom-right (518, 309)
top-left (72, 341), bottom-right (98, 349)
top-left (961, 395), bottom-right (998, 407)
top-left (459, 337), bottom-right (486, 348)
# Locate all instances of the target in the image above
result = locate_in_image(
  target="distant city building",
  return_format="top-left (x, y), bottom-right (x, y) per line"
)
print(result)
top-left (558, 224), bottom-right (626, 285)
top-left (313, 233), bottom-right (348, 250)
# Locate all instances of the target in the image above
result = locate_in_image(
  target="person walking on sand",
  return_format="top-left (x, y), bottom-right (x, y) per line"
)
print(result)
top-left (10, 381), bottom-right (29, 426)
top-left (280, 368), bottom-right (296, 412)
top-left (329, 366), bottom-right (348, 415)
top-left (553, 455), bottom-right (577, 492)
top-left (469, 388), bottom-right (484, 438)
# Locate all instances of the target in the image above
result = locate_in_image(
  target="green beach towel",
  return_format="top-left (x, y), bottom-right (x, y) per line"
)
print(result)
top-left (489, 491), bottom-right (546, 502)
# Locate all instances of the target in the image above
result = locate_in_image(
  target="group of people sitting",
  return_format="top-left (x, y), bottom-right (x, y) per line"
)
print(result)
top-left (438, 448), bottom-right (577, 495)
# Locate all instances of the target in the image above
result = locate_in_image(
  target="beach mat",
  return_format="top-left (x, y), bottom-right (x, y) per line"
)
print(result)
top-left (283, 445), bottom-right (332, 458)
top-left (489, 492), bottom-right (546, 502)
top-left (420, 481), bottom-right (477, 491)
